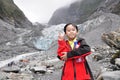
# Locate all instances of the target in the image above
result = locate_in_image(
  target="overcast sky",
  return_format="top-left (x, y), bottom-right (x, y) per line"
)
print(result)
top-left (13, 0), bottom-right (76, 23)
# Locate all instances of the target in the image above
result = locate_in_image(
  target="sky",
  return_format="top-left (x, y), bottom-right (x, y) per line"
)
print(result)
top-left (13, 0), bottom-right (76, 23)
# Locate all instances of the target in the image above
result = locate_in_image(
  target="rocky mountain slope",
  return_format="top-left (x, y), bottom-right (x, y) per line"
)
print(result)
top-left (48, 0), bottom-right (120, 25)
top-left (0, 0), bottom-right (32, 28)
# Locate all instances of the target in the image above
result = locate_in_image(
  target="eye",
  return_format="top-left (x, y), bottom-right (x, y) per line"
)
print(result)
top-left (67, 30), bottom-right (70, 32)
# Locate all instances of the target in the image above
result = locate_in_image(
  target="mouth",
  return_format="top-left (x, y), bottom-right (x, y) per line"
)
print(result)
top-left (69, 35), bottom-right (75, 37)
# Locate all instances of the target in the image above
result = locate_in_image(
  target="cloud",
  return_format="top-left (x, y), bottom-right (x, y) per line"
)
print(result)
top-left (14, 0), bottom-right (76, 23)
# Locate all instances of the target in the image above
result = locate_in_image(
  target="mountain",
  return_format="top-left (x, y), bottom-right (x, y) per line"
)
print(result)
top-left (0, 0), bottom-right (32, 28)
top-left (48, 0), bottom-right (120, 25)
top-left (48, 0), bottom-right (104, 25)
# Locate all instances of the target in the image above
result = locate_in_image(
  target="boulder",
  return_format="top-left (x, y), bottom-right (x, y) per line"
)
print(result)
top-left (97, 71), bottom-right (120, 80)
top-left (102, 28), bottom-right (120, 49)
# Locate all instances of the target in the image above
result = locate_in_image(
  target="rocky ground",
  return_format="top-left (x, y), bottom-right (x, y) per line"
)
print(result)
top-left (0, 50), bottom-right (62, 80)
top-left (0, 45), bottom-right (119, 80)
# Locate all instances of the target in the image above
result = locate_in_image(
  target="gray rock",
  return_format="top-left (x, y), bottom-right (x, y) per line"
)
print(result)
top-left (115, 58), bottom-right (120, 66)
top-left (102, 29), bottom-right (120, 49)
top-left (8, 73), bottom-right (34, 80)
top-left (30, 66), bottom-right (47, 74)
top-left (2, 66), bottom-right (20, 73)
top-left (0, 72), bottom-right (8, 80)
top-left (97, 71), bottom-right (120, 80)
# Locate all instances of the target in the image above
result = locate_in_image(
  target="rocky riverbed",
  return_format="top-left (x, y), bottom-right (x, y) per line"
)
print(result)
top-left (0, 45), bottom-right (120, 80)
top-left (0, 50), bottom-right (63, 80)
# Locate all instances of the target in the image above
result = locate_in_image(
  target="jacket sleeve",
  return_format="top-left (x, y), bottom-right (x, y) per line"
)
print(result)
top-left (67, 38), bottom-right (91, 59)
top-left (57, 40), bottom-right (69, 59)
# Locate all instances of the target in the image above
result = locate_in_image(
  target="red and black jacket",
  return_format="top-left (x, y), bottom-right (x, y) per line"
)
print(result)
top-left (57, 38), bottom-right (94, 80)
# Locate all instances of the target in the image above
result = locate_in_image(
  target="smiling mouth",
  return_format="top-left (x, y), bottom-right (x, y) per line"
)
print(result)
top-left (70, 35), bottom-right (75, 37)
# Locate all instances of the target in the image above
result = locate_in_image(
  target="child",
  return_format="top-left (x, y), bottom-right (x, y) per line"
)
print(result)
top-left (57, 23), bottom-right (94, 80)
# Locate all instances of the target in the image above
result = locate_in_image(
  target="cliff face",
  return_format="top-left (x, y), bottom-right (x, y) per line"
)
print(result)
top-left (0, 0), bottom-right (32, 28)
top-left (48, 0), bottom-right (120, 25)
top-left (48, 0), bottom-right (104, 25)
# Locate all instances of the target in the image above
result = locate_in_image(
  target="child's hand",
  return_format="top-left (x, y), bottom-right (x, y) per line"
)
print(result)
top-left (61, 52), bottom-right (67, 61)
top-left (58, 32), bottom-right (65, 40)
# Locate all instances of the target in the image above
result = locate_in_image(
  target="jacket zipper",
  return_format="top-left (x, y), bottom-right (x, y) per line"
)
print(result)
top-left (72, 59), bottom-right (76, 80)
top-left (67, 40), bottom-right (77, 80)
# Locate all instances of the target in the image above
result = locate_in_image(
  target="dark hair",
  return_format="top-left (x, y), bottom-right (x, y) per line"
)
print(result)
top-left (64, 23), bottom-right (78, 33)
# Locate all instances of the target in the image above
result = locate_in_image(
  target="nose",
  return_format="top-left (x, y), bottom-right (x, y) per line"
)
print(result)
top-left (70, 30), bottom-right (74, 33)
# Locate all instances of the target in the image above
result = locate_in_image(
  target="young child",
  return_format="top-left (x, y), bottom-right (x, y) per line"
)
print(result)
top-left (57, 23), bottom-right (94, 80)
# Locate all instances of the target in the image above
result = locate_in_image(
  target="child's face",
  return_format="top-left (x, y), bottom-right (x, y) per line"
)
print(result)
top-left (65, 25), bottom-right (78, 40)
